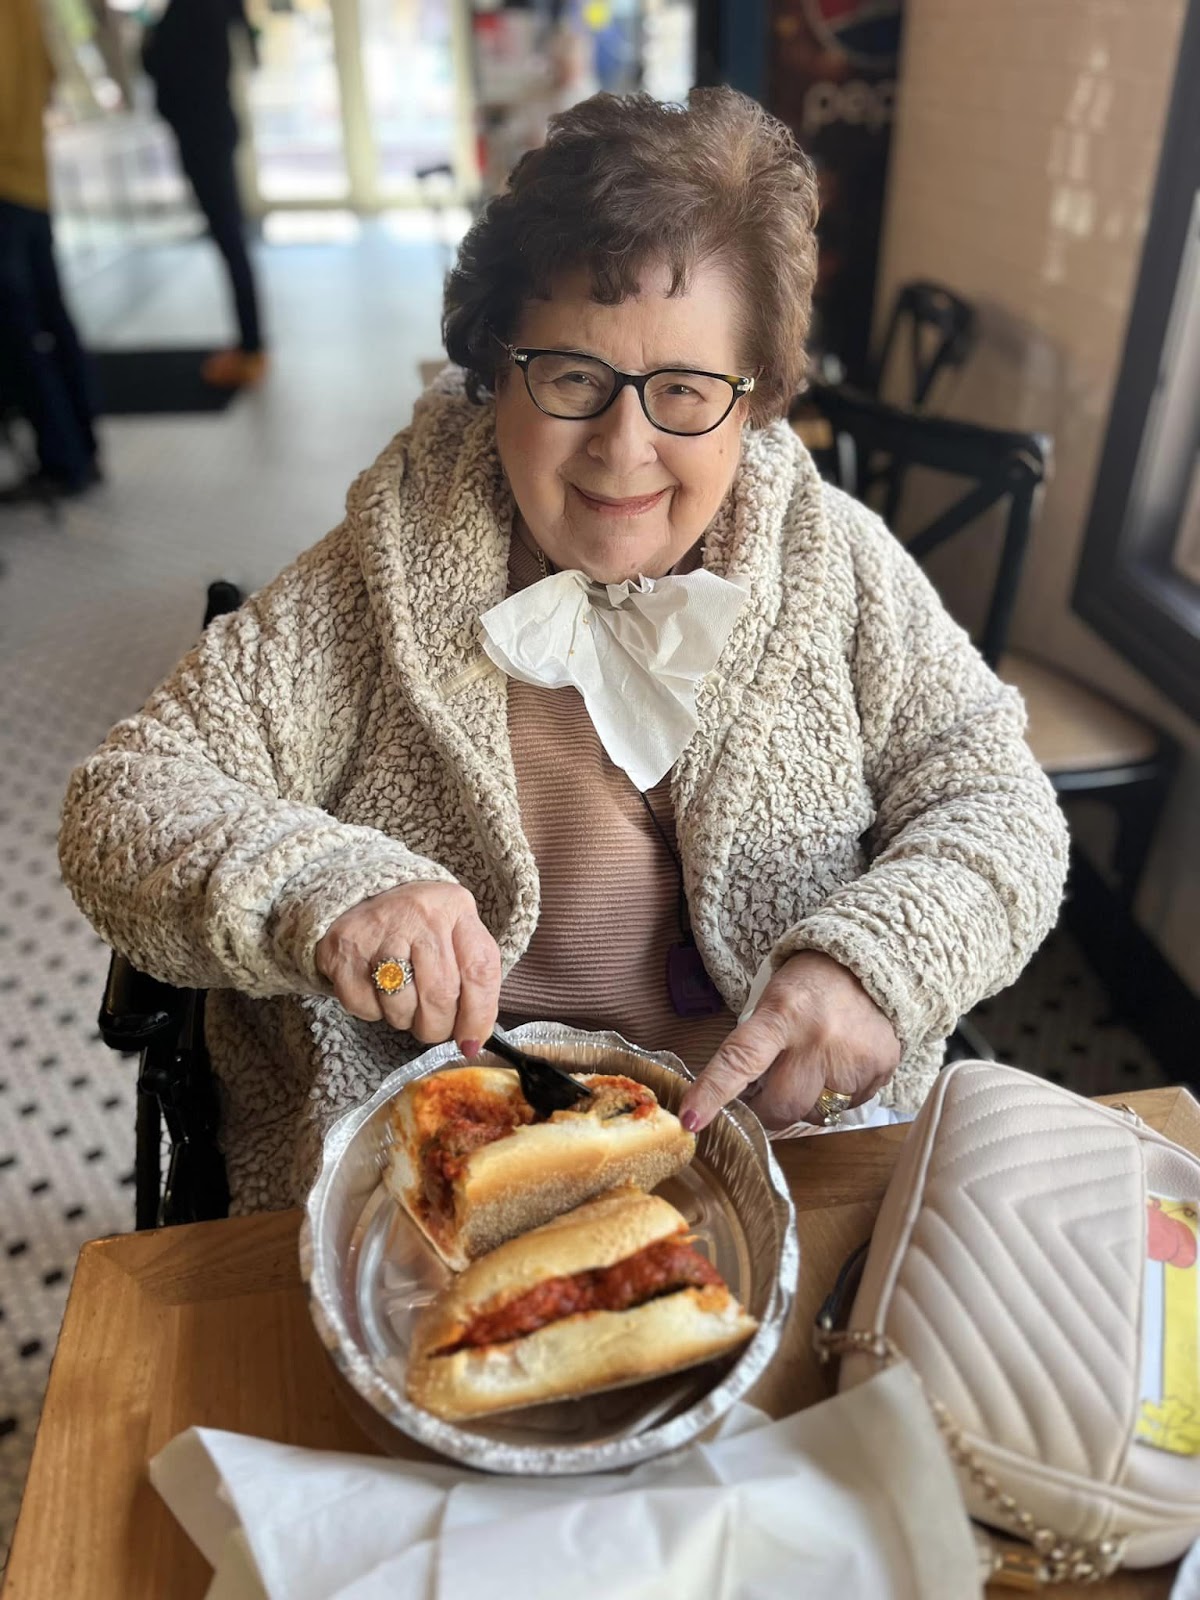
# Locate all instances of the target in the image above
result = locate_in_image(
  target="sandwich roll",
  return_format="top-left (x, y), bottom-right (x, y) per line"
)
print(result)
top-left (406, 1186), bottom-right (757, 1422)
top-left (385, 1065), bottom-right (696, 1269)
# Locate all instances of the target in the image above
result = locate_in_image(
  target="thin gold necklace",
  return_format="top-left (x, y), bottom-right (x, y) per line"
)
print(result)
top-left (514, 520), bottom-right (549, 580)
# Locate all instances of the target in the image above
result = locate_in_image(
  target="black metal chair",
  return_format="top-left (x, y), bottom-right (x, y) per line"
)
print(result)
top-left (869, 283), bottom-right (979, 528)
top-left (99, 957), bottom-right (228, 1229)
top-left (804, 381), bottom-right (1179, 912)
top-left (869, 280), bottom-right (977, 411)
top-left (804, 280), bottom-right (979, 500)
top-left (97, 579), bottom-right (242, 1228)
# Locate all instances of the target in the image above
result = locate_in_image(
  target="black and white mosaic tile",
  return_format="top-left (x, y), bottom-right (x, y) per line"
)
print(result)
top-left (966, 917), bottom-right (1165, 1097)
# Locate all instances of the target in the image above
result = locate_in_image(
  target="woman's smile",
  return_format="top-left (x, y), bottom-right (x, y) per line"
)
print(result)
top-left (569, 484), bottom-right (671, 518)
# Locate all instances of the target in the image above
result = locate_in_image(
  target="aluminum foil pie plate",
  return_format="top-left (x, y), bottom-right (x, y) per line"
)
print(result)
top-left (300, 1023), bottom-right (798, 1475)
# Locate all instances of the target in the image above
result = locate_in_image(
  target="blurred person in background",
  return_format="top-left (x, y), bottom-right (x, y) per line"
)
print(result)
top-left (0, 0), bottom-right (101, 504)
top-left (143, 0), bottom-right (266, 389)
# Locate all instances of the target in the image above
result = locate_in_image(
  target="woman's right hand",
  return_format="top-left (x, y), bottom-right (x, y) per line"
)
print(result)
top-left (314, 882), bottom-right (502, 1055)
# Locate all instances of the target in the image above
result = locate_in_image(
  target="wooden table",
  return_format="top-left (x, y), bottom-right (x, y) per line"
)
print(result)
top-left (6, 1086), bottom-right (1197, 1599)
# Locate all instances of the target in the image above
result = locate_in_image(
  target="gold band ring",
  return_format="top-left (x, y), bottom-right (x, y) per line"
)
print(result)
top-left (816, 1087), bottom-right (853, 1127)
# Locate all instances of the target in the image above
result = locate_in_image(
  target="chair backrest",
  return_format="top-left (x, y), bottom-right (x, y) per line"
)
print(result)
top-left (871, 280), bottom-right (978, 409)
top-left (98, 577), bottom-right (244, 1227)
top-left (203, 579), bottom-right (243, 628)
top-left (805, 381), bottom-right (1051, 668)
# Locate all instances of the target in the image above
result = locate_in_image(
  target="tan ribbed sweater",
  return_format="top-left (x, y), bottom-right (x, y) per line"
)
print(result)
top-left (500, 536), bottom-right (736, 1069)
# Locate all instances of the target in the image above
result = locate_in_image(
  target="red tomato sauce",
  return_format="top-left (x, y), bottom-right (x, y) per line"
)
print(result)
top-left (585, 1076), bottom-right (658, 1120)
top-left (444, 1236), bottom-right (723, 1352)
top-left (416, 1072), bottom-right (657, 1223)
top-left (417, 1080), bottom-right (535, 1222)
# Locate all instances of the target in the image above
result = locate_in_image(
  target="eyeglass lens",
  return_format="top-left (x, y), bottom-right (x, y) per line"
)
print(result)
top-left (524, 352), bottom-right (735, 434)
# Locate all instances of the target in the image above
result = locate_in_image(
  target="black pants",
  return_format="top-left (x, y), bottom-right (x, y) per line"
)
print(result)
top-left (173, 126), bottom-right (263, 354)
top-left (0, 200), bottom-right (98, 488)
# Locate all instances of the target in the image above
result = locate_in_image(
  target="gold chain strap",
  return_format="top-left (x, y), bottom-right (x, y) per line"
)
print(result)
top-left (813, 1326), bottom-right (1127, 1588)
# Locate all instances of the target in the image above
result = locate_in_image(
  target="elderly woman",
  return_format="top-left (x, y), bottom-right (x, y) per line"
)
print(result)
top-left (59, 90), bottom-right (1067, 1213)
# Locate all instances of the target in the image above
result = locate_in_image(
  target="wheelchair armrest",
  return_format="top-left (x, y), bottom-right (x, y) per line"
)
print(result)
top-left (98, 950), bottom-right (189, 1053)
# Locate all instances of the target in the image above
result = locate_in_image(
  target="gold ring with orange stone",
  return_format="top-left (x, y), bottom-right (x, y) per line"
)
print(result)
top-left (371, 957), bottom-right (414, 996)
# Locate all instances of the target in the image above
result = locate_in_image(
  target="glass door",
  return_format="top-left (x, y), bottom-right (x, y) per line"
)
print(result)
top-left (243, 0), bottom-right (351, 203)
top-left (359, 0), bottom-right (461, 197)
top-left (239, 0), bottom-right (475, 210)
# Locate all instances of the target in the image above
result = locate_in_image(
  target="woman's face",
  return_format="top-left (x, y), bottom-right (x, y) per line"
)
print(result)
top-left (494, 259), bottom-right (750, 583)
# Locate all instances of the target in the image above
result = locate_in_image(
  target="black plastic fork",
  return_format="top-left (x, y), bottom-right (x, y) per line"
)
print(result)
top-left (483, 1027), bottom-right (594, 1117)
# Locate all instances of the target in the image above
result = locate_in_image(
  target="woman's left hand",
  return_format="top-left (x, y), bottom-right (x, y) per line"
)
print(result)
top-left (678, 951), bottom-right (902, 1132)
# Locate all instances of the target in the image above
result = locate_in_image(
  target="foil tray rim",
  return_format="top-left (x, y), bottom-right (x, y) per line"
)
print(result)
top-left (300, 1023), bottom-right (798, 1476)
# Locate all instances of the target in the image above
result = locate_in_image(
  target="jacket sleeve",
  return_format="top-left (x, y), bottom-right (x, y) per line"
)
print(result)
top-left (770, 492), bottom-right (1068, 1061)
top-left (58, 525), bottom-right (456, 998)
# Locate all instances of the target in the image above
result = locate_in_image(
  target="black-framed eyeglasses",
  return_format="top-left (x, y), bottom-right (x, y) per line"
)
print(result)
top-left (503, 344), bottom-right (755, 436)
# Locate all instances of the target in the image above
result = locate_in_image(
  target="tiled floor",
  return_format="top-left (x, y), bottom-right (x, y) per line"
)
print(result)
top-left (0, 223), bottom-right (1165, 1568)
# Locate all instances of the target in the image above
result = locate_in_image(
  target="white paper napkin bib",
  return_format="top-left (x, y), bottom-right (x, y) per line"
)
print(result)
top-left (480, 567), bottom-right (750, 791)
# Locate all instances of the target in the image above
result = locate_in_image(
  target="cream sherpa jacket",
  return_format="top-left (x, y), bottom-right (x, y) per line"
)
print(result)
top-left (59, 381), bottom-right (1068, 1212)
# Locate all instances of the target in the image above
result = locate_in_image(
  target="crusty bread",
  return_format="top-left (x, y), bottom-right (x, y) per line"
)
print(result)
top-left (384, 1068), bottom-right (695, 1270)
top-left (406, 1189), bottom-right (757, 1421)
top-left (417, 1186), bottom-right (686, 1334)
top-left (408, 1284), bottom-right (755, 1421)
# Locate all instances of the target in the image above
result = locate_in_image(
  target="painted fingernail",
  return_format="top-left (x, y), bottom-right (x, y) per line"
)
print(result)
top-left (460, 1039), bottom-right (481, 1061)
top-left (680, 1109), bottom-right (701, 1133)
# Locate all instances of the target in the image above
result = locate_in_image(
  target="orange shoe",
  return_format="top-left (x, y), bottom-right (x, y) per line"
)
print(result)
top-left (201, 349), bottom-right (269, 389)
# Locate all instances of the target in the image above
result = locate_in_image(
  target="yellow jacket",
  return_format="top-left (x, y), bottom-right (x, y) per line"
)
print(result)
top-left (0, 0), bottom-right (54, 210)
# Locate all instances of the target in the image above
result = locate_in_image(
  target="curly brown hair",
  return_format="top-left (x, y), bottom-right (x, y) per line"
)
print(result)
top-left (442, 89), bottom-right (819, 426)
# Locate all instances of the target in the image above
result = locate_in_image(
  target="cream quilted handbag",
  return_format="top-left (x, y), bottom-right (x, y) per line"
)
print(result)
top-left (816, 1060), bottom-right (1200, 1587)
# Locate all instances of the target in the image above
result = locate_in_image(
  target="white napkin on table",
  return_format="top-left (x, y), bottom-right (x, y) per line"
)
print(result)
top-left (150, 1364), bottom-right (983, 1600)
top-left (479, 567), bottom-right (750, 792)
